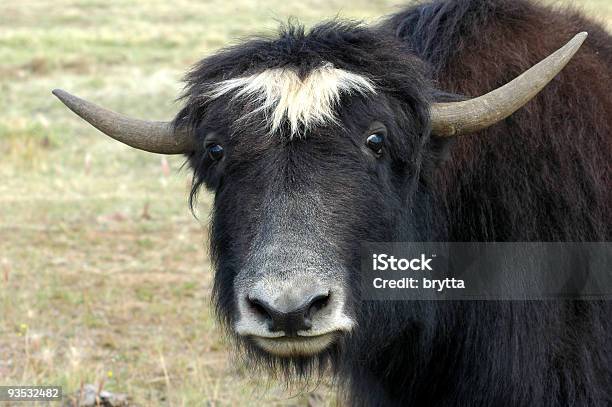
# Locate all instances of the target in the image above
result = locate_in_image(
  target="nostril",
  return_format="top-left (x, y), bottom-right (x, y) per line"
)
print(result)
top-left (306, 292), bottom-right (331, 319)
top-left (247, 297), bottom-right (274, 322)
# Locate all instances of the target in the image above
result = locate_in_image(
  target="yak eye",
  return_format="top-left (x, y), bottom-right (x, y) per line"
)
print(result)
top-left (366, 133), bottom-right (384, 154)
top-left (207, 144), bottom-right (224, 161)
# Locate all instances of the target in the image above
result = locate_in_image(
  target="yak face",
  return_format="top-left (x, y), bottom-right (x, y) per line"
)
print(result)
top-left (177, 22), bottom-right (436, 368)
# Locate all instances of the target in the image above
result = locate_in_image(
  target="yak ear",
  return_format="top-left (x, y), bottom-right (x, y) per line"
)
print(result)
top-left (428, 134), bottom-right (454, 165)
top-left (419, 134), bottom-right (454, 187)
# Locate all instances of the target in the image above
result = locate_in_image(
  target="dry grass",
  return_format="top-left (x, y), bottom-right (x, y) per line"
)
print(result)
top-left (0, 0), bottom-right (610, 405)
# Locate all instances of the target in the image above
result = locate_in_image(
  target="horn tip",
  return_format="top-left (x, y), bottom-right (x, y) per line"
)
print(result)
top-left (52, 89), bottom-right (82, 110)
top-left (52, 88), bottom-right (70, 102)
top-left (574, 32), bottom-right (588, 43)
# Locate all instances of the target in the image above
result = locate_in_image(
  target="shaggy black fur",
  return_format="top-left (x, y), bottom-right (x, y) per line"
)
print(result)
top-left (174, 0), bottom-right (612, 405)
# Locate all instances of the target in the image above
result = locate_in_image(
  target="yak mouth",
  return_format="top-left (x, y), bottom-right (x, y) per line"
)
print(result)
top-left (251, 332), bottom-right (340, 357)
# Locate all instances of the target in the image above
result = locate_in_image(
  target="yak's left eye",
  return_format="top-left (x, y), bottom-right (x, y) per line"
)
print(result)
top-left (366, 133), bottom-right (384, 154)
top-left (207, 144), bottom-right (224, 161)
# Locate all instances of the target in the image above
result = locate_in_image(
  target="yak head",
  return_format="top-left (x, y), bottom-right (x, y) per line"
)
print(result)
top-left (177, 23), bottom-right (433, 369)
top-left (52, 21), bottom-right (585, 374)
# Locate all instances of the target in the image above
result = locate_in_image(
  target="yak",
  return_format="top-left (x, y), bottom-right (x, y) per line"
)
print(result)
top-left (53, 0), bottom-right (612, 405)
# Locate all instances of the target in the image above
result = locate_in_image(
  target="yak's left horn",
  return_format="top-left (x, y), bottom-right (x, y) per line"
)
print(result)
top-left (430, 32), bottom-right (587, 137)
top-left (52, 89), bottom-right (194, 154)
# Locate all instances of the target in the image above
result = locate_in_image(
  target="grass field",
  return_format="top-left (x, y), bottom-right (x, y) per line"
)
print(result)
top-left (1, 0), bottom-right (610, 405)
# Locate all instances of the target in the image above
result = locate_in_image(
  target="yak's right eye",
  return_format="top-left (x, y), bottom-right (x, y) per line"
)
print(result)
top-left (366, 133), bottom-right (384, 154)
top-left (207, 144), bottom-right (224, 161)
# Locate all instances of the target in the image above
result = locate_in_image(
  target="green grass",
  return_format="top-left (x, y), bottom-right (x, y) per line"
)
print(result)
top-left (0, 0), bottom-right (610, 405)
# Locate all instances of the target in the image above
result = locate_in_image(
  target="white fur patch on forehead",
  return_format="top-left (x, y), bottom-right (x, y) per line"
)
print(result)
top-left (207, 63), bottom-right (376, 137)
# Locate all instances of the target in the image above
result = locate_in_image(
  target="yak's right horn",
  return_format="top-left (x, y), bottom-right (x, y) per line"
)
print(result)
top-left (52, 89), bottom-right (194, 154)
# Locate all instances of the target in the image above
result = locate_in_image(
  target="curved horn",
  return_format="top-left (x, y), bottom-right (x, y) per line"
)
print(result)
top-left (430, 32), bottom-right (587, 137)
top-left (52, 89), bottom-right (194, 154)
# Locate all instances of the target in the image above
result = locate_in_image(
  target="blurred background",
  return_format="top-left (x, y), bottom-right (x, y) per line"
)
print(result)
top-left (1, 0), bottom-right (610, 405)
